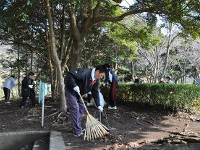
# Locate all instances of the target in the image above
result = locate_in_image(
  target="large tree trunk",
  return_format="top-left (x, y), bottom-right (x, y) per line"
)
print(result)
top-left (69, 38), bottom-right (84, 70)
top-left (69, 33), bottom-right (84, 70)
top-left (45, 0), bottom-right (66, 112)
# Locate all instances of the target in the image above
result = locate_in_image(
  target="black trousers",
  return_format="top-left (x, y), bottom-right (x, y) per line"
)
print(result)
top-left (20, 91), bottom-right (38, 107)
top-left (3, 87), bottom-right (10, 102)
top-left (87, 93), bottom-right (92, 103)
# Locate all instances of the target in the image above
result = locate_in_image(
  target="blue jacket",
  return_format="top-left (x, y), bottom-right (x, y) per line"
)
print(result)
top-left (3, 77), bottom-right (16, 89)
top-left (104, 68), bottom-right (118, 83)
top-left (196, 76), bottom-right (200, 85)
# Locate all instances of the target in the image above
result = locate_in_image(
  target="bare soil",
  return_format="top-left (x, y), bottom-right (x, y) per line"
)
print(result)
top-left (1, 98), bottom-right (200, 150)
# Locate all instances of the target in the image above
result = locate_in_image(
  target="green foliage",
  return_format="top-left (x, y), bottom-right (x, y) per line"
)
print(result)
top-left (20, 12), bottom-right (29, 22)
top-left (1, 0), bottom-right (200, 90)
top-left (101, 0), bottom-right (123, 17)
top-left (115, 83), bottom-right (200, 112)
top-left (105, 17), bottom-right (161, 52)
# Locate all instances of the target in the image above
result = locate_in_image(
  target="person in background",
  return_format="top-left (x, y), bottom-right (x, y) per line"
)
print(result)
top-left (166, 76), bottom-right (175, 84)
top-left (134, 76), bottom-right (140, 83)
top-left (86, 89), bottom-right (105, 107)
top-left (20, 72), bottom-right (38, 108)
top-left (86, 91), bottom-right (94, 106)
top-left (3, 75), bottom-right (16, 104)
top-left (65, 65), bottom-right (106, 137)
top-left (103, 63), bottom-right (118, 110)
top-left (195, 73), bottom-right (200, 86)
top-left (159, 77), bottom-right (165, 83)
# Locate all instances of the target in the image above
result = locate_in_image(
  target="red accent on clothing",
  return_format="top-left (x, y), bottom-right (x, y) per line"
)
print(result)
top-left (111, 81), bottom-right (116, 101)
top-left (88, 80), bottom-right (95, 87)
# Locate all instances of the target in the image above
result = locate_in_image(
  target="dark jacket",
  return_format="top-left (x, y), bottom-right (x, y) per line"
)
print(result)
top-left (21, 77), bottom-right (34, 97)
top-left (65, 68), bottom-right (101, 107)
top-left (104, 68), bottom-right (118, 84)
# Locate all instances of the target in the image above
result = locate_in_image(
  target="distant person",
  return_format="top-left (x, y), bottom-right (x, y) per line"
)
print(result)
top-left (159, 77), bottom-right (165, 83)
top-left (3, 75), bottom-right (16, 104)
top-left (140, 78), bottom-right (144, 83)
top-left (86, 90), bottom-right (105, 107)
top-left (166, 76), bottom-right (174, 84)
top-left (86, 91), bottom-right (94, 106)
top-left (103, 63), bottom-right (118, 110)
top-left (133, 76), bottom-right (140, 83)
top-left (195, 73), bottom-right (200, 86)
top-left (20, 72), bottom-right (38, 108)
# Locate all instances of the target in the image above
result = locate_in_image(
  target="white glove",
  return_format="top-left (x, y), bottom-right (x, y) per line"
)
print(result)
top-left (28, 85), bottom-right (33, 88)
top-left (98, 106), bottom-right (103, 112)
top-left (73, 86), bottom-right (80, 93)
top-left (33, 81), bottom-right (36, 84)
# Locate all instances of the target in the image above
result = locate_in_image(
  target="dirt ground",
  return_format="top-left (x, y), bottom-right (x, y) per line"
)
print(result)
top-left (1, 98), bottom-right (200, 150)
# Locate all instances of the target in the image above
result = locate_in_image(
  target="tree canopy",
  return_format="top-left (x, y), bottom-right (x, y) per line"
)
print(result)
top-left (0, 0), bottom-right (200, 111)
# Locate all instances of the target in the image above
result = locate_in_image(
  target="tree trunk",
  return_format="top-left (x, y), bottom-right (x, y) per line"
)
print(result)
top-left (47, 44), bottom-right (55, 100)
top-left (131, 62), bottom-right (135, 80)
top-left (69, 39), bottom-right (84, 70)
top-left (161, 23), bottom-right (172, 77)
top-left (17, 44), bottom-right (21, 97)
top-left (45, 0), bottom-right (66, 112)
top-left (154, 47), bottom-right (160, 83)
top-left (30, 49), bottom-right (33, 71)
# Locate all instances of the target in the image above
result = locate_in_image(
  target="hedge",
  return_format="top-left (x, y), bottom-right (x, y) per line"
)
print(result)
top-left (102, 83), bottom-right (200, 112)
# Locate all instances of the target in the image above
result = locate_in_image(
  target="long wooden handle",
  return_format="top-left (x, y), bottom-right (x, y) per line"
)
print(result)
top-left (78, 92), bottom-right (90, 115)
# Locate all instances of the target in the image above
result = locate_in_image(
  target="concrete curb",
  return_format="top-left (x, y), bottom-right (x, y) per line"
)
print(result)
top-left (49, 131), bottom-right (66, 150)
top-left (0, 131), bottom-right (49, 150)
top-left (0, 131), bottom-right (66, 150)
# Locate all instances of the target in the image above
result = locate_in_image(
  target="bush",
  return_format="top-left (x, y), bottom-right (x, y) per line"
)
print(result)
top-left (116, 83), bottom-right (200, 112)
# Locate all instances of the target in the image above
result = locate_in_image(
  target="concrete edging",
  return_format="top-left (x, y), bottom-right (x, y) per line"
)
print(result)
top-left (0, 131), bottom-right (66, 150)
top-left (49, 131), bottom-right (66, 150)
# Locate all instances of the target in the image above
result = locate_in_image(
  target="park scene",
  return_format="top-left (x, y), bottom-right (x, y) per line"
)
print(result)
top-left (0, 0), bottom-right (200, 149)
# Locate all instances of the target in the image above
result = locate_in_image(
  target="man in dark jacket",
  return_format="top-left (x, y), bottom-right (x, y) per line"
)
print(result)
top-left (103, 63), bottom-right (118, 110)
top-left (20, 72), bottom-right (38, 108)
top-left (65, 65), bottom-right (106, 137)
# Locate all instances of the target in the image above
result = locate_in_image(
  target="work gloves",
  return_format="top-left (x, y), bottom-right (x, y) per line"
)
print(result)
top-left (98, 106), bottom-right (103, 112)
top-left (28, 85), bottom-right (33, 88)
top-left (73, 86), bottom-right (80, 93)
top-left (102, 82), bottom-right (106, 87)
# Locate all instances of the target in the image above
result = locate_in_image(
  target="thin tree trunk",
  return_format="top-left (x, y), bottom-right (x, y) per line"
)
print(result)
top-left (161, 23), bottom-right (172, 77)
top-left (17, 44), bottom-right (21, 97)
top-left (47, 43), bottom-right (55, 100)
top-left (131, 62), bottom-right (135, 81)
top-left (154, 47), bottom-right (160, 83)
top-left (30, 49), bottom-right (33, 71)
top-left (45, 0), bottom-right (66, 112)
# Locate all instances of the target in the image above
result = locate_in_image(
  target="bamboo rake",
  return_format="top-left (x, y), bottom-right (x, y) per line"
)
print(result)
top-left (78, 92), bottom-right (109, 140)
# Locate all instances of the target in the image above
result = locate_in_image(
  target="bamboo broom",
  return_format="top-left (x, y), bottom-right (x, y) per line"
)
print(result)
top-left (78, 92), bottom-right (109, 140)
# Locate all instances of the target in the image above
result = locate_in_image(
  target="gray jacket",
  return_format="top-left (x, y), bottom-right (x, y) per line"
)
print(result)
top-left (3, 77), bottom-right (16, 89)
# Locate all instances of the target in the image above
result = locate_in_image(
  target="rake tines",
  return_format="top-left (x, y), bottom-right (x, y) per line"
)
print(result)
top-left (84, 114), bottom-right (109, 140)
top-left (78, 92), bottom-right (109, 141)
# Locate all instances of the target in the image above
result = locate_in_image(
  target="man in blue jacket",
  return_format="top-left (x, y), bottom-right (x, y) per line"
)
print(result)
top-left (65, 65), bottom-right (106, 137)
top-left (103, 63), bottom-right (118, 110)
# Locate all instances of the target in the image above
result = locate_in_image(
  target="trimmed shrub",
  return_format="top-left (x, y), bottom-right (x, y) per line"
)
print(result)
top-left (105, 83), bottom-right (200, 112)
